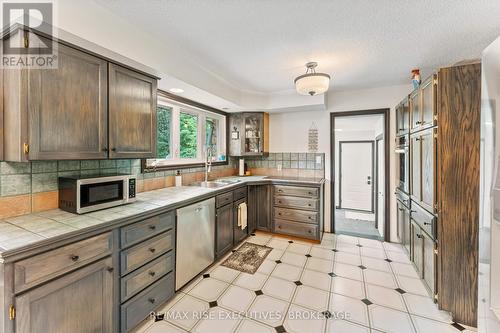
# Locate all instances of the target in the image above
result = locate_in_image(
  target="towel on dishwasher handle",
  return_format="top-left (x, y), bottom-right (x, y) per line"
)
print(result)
top-left (238, 202), bottom-right (248, 230)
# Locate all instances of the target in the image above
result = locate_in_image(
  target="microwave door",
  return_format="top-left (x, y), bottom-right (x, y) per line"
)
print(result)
top-left (77, 179), bottom-right (126, 213)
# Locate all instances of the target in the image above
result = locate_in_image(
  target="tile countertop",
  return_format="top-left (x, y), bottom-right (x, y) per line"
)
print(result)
top-left (0, 176), bottom-right (325, 259)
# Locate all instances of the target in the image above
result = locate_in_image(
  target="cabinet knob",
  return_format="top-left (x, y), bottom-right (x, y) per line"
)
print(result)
top-left (424, 222), bottom-right (432, 226)
top-left (149, 247), bottom-right (156, 253)
top-left (149, 271), bottom-right (156, 277)
top-left (107, 267), bottom-right (114, 273)
top-left (278, 213), bottom-right (282, 216)
top-left (308, 230), bottom-right (312, 233)
top-left (278, 201), bottom-right (282, 204)
top-left (416, 121), bottom-right (422, 125)
top-left (102, 147), bottom-right (109, 152)
top-left (308, 192), bottom-right (313, 195)
top-left (308, 204), bottom-right (312, 207)
top-left (148, 225), bottom-right (156, 230)
top-left (416, 234), bottom-right (422, 239)
top-left (111, 148), bottom-right (117, 152)
top-left (70, 255), bottom-right (79, 262)
top-left (278, 226), bottom-right (282, 229)
top-left (148, 298), bottom-right (156, 304)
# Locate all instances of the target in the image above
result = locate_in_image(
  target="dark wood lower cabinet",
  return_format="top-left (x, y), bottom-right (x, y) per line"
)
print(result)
top-left (248, 185), bottom-right (272, 232)
top-left (216, 203), bottom-right (234, 258)
top-left (15, 257), bottom-right (114, 333)
top-left (422, 232), bottom-right (436, 295)
top-left (411, 221), bottom-right (423, 275)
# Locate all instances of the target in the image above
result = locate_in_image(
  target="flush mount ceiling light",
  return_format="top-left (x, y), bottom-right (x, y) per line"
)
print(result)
top-left (169, 88), bottom-right (184, 93)
top-left (294, 62), bottom-right (331, 96)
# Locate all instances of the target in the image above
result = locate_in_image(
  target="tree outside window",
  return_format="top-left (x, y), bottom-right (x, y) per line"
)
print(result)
top-left (180, 112), bottom-right (198, 158)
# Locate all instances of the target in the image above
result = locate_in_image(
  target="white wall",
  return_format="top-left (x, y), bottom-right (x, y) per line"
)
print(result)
top-left (270, 84), bottom-right (412, 241)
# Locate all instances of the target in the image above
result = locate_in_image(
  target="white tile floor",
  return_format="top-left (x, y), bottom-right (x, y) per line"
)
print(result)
top-left (133, 232), bottom-right (477, 333)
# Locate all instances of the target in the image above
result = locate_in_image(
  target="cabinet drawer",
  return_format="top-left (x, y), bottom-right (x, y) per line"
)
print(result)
top-left (121, 273), bottom-right (174, 332)
top-left (274, 196), bottom-right (319, 211)
top-left (216, 191), bottom-right (234, 208)
top-left (233, 186), bottom-right (247, 201)
top-left (274, 219), bottom-right (318, 240)
top-left (274, 207), bottom-right (317, 224)
top-left (120, 230), bottom-right (173, 275)
top-left (411, 202), bottom-right (436, 240)
top-left (121, 251), bottom-right (174, 302)
top-left (121, 211), bottom-right (175, 248)
top-left (14, 232), bottom-right (112, 293)
top-left (274, 185), bottom-right (319, 198)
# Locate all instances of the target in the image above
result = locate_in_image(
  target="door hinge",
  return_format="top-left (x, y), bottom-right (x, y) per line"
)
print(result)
top-left (9, 305), bottom-right (15, 320)
top-left (23, 143), bottom-right (29, 154)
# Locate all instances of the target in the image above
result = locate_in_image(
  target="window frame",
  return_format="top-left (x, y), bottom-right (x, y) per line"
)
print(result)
top-left (142, 91), bottom-right (228, 172)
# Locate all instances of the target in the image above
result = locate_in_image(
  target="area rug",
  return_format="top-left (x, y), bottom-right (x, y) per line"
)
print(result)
top-left (221, 242), bottom-right (272, 274)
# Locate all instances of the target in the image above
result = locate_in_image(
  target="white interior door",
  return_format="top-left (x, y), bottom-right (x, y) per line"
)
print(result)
top-left (340, 141), bottom-right (374, 211)
top-left (377, 139), bottom-right (385, 237)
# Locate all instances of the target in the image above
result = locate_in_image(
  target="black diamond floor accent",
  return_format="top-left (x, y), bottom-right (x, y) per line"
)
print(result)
top-left (358, 265), bottom-right (367, 270)
top-left (321, 310), bottom-right (332, 319)
top-left (231, 249), bottom-right (237, 253)
top-left (208, 301), bottom-right (218, 308)
top-left (154, 313), bottom-right (165, 322)
top-left (395, 288), bottom-right (406, 294)
top-left (255, 290), bottom-right (263, 296)
top-left (305, 254), bottom-right (312, 257)
top-left (250, 233), bottom-right (256, 236)
top-left (288, 240), bottom-right (294, 243)
top-left (361, 298), bottom-right (373, 306)
top-left (275, 260), bottom-right (282, 264)
top-left (451, 322), bottom-right (466, 331)
top-left (328, 272), bottom-right (337, 277)
top-left (356, 244), bottom-right (363, 247)
top-left (332, 249), bottom-right (339, 252)
top-left (294, 281), bottom-right (302, 286)
top-left (384, 258), bottom-right (392, 263)
top-left (275, 325), bottom-right (286, 333)
top-left (202, 273), bottom-right (210, 278)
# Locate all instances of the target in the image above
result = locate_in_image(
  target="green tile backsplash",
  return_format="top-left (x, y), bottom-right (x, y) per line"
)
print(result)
top-left (240, 152), bottom-right (325, 170)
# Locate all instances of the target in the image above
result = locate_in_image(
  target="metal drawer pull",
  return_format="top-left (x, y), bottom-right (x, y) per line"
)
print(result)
top-left (278, 225), bottom-right (282, 229)
top-left (70, 255), bottom-right (79, 262)
top-left (308, 203), bottom-right (312, 207)
top-left (416, 234), bottom-right (423, 239)
top-left (149, 271), bottom-right (156, 277)
top-left (148, 225), bottom-right (156, 230)
top-left (416, 121), bottom-right (422, 125)
top-left (149, 247), bottom-right (156, 253)
top-left (278, 213), bottom-right (282, 215)
top-left (308, 216), bottom-right (312, 220)
top-left (148, 298), bottom-right (156, 304)
top-left (424, 222), bottom-right (432, 226)
top-left (278, 201), bottom-right (282, 204)
top-left (107, 267), bottom-right (114, 273)
top-left (278, 189), bottom-right (283, 192)
top-left (308, 230), bottom-right (312, 233)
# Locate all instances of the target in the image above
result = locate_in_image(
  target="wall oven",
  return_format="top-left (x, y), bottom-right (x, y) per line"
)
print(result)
top-left (58, 174), bottom-right (136, 214)
top-left (395, 135), bottom-right (409, 194)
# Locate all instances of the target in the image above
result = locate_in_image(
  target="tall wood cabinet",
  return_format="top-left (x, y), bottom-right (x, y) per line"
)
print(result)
top-left (394, 63), bottom-right (480, 327)
top-left (2, 28), bottom-right (158, 161)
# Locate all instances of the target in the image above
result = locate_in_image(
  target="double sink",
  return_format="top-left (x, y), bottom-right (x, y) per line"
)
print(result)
top-left (190, 178), bottom-right (242, 188)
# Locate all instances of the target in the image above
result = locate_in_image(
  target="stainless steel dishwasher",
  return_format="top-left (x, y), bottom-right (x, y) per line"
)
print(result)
top-left (175, 197), bottom-right (215, 290)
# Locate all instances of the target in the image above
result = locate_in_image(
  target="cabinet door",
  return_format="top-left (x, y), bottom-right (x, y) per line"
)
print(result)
top-left (233, 198), bottom-right (248, 245)
top-left (15, 257), bottom-right (114, 333)
top-left (28, 39), bottom-right (108, 160)
top-left (216, 204), bottom-right (234, 258)
top-left (411, 221), bottom-right (424, 277)
top-left (422, 231), bottom-right (436, 295)
top-left (108, 63), bottom-right (157, 158)
top-left (403, 207), bottom-right (411, 255)
top-left (243, 113), bottom-right (268, 156)
top-left (421, 128), bottom-right (436, 213)
top-left (396, 103), bottom-right (404, 135)
top-left (421, 75), bottom-right (436, 128)
top-left (256, 185), bottom-right (272, 231)
top-left (410, 90), bottom-right (421, 131)
top-left (247, 186), bottom-right (257, 233)
top-left (402, 98), bottom-right (410, 134)
top-left (410, 134), bottom-right (421, 201)
top-left (396, 201), bottom-right (405, 242)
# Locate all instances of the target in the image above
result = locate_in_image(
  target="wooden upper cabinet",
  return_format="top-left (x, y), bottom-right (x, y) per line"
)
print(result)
top-left (420, 75), bottom-right (437, 128)
top-left (108, 63), bottom-right (157, 159)
top-left (410, 90), bottom-right (421, 131)
top-left (229, 112), bottom-right (269, 156)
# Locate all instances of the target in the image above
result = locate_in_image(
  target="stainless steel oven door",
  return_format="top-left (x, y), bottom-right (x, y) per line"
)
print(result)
top-left (76, 176), bottom-right (130, 213)
top-left (395, 141), bottom-right (409, 194)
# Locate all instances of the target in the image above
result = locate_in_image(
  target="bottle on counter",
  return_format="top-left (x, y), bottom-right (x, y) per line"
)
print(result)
top-left (175, 170), bottom-right (182, 187)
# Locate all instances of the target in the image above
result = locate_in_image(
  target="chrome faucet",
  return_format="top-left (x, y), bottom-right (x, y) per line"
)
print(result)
top-left (205, 147), bottom-right (212, 182)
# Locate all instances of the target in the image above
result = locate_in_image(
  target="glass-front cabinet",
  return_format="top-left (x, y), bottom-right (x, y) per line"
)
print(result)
top-left (229, 112), bottom-right (269, 156)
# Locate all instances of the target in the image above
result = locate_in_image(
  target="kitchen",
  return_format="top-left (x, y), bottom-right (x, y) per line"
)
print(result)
top-left (0, 1), bottom-right (499, 333)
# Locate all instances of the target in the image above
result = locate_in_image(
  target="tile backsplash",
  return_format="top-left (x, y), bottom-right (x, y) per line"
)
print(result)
top-left (0, 152), bottom-right (324, 219)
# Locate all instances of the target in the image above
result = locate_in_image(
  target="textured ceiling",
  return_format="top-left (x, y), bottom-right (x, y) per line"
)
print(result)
top-left (94, 0), bottom-right (500, 94)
